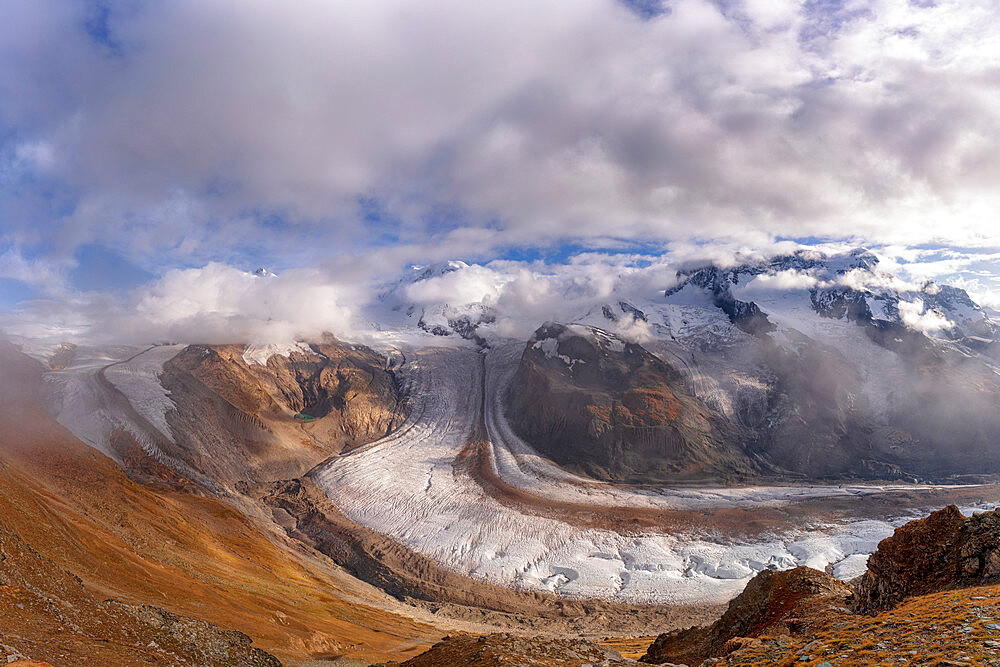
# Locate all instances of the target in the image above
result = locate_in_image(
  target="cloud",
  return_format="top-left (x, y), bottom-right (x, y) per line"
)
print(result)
top-left (2, 0), bottom-right (1000, 275)
top-left (0, 263), bottom-right (360, 345)
top-left (837, 267), bottom-right (918, 294)
top-left (0, 243), bottom-right (995, 346)
top-left (2, 0), bottom-right (1000, 340)
top-left (897, 298), bottom-right (954, 333)
top-left (745, 269), bottom-right (821, 291)
top-left (0, 246), bottom-right (67, 293)
top-left (403, 264), bottom-right (511, 307)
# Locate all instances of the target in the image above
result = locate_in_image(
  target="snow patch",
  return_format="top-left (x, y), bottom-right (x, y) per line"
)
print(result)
top-left (242, 341), bottom-right (313, 365)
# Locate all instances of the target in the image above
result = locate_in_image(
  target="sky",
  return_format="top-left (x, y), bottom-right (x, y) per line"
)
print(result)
top-left (1, 0), bottom-right (999, 343)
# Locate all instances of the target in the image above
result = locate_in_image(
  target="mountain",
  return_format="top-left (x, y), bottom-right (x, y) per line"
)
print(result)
top-left (375, 260), bottom-right (497, 344)
top-left (506, 322), bottom-right (762, 483)
top-left (0, 341), bottom-right (443, 665)
top-left (4, 246), bottom-right (1000, 664)
top-left (157, 340), bottom-right (406, 491)
top-left (494, 249), bottom-right (1000, 482)
top-left (41, 337), bottom-right (407, 496)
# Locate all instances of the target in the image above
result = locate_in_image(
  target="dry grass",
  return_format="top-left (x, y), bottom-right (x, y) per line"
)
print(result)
top-left (722, 584), bottom-right (1000, 666)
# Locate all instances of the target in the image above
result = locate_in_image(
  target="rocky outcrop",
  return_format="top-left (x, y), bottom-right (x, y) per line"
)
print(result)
top-left (155, 339), bottom-right (407, 489)
top-left (853, 504), bottom-right (1000, 614)
top-left (640, 566), bottom-right (852, 665)
top-left (373, 633), bottom-right (634, 667)
top-left (666, 265), bottom-right (775, 335)
top-left (506, 323), bottom-right (762, 483)
top-left (642, 506), bottom-right (1000, 665)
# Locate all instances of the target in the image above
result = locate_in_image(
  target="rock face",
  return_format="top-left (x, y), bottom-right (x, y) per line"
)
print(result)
top-left (853, 504), bottom-right (1000, 614)
top-left (642, 505), bottom-right (1000, 665)
top-left (640, 566), bottom-right (852, 665)
top-left (508, 314), bottom-right (1000, 483)
top-left (506, 322), bottom-right (762, 483)
top-left (374, 633), bottom-right (633, 667)
top-left (155, 339), bottom-right (407, 489)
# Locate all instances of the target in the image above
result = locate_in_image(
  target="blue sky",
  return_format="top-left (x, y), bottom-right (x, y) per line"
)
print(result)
top-left (1, 0), bottom-right (999, 339)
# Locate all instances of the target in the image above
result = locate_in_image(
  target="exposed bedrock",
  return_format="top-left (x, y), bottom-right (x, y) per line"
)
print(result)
top-left (506, 321), bottom-right (1000, 483)
top-left (853, 504), bottom-right (1000, 614)
top-left (641, 505), bottom-right (1000, 665)
top-left (640, 566), bottom-right (852, 665)
top-left (505, 322), bottom-right (763, 483)
top-left (156, 340), bottom-right (407, 489)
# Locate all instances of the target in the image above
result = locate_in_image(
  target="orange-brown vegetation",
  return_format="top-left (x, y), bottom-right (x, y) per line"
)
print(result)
top-left (713, 583), bottom-right (1000, 666)
top-left (642, 506), bottom-right (1000, 667)
top-left (372, 633), bottom-right (635, 666)
top-left (622, 387), bottom-right (682, 424)
top-left (0, 343), bottom-right (440, 664)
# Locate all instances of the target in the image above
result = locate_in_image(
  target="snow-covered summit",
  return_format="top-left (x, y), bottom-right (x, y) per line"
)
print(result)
top-left (664, 248), bottom-right (997, 344)
top-left (360, 247), bottom-right (997, 356)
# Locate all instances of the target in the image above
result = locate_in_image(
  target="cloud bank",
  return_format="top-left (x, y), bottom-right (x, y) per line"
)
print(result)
top-left (3, 0), bottom-right (1000, 265)
top-left (1, 0), bottom-right (999, 342)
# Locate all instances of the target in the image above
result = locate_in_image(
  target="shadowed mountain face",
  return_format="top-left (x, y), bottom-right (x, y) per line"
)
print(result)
top-left (507, 316), bottom-right (1000, 483)
top-left (506, 322), bottom-right (763, 483)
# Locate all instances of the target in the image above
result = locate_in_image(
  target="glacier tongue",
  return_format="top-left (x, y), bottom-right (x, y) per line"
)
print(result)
top-left (311, 343), bottom-right (981, 604)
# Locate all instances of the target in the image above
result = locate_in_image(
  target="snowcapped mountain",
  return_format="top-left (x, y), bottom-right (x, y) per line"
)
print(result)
top-left (373, 260), bottom-right (500, 344)
top-left (365, 248), bottom-right (1000, 481)
top-left (371, 248), bottom-right (999, 363)
top-left (661, 248), bottom-right (997, 346)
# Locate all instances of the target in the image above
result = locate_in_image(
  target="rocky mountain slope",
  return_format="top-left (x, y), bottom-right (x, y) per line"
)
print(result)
top-left (376, 500), bottom-right (1000, 667)
top-left (0, 525), bottom-right (279, 667)
top-left (374, 249), bottom-right (1000, 483)
top-left (0, 342), bottom-right (444, 664)
top-left (6, 246), bottom-right (1000, 664)
top-left (497, 250), bottom-right (1000, 483)
top-left (853, 504), bottom-right (1000, 614)
top-left (39, 337), bottom-right (407, 496)
top-left (506, 322), bottom-right (762, 483)
top-left (641, 505), bottom-right (1000, 666)
top-left (158, 339), bottom-right (407, 490)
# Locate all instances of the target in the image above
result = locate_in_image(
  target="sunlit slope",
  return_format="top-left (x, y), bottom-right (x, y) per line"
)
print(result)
top-left (0, 342), bottom-right (440, 664)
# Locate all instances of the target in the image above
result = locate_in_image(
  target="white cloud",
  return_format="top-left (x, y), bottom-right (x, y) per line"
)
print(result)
top-left (0, 246), bottom-right (66, 293)
top-left (2, 0), bottom-right (1000, 266)
top-left (128, 263), bottom-right (357, 344)
top-left (837, 267), bottom-right (918, 293)
top-left (898, 298), bottom-right (954, 333)
top-left (3, 0), bottom-right (1000, 340)
top-left (403, 265), bottom-right (511, 307)
top-left (746, 269), bottom-right (821, 291)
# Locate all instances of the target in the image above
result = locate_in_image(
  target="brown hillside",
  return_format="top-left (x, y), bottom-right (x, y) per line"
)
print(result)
top-left (0, 342), bottom-right (439, 664)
